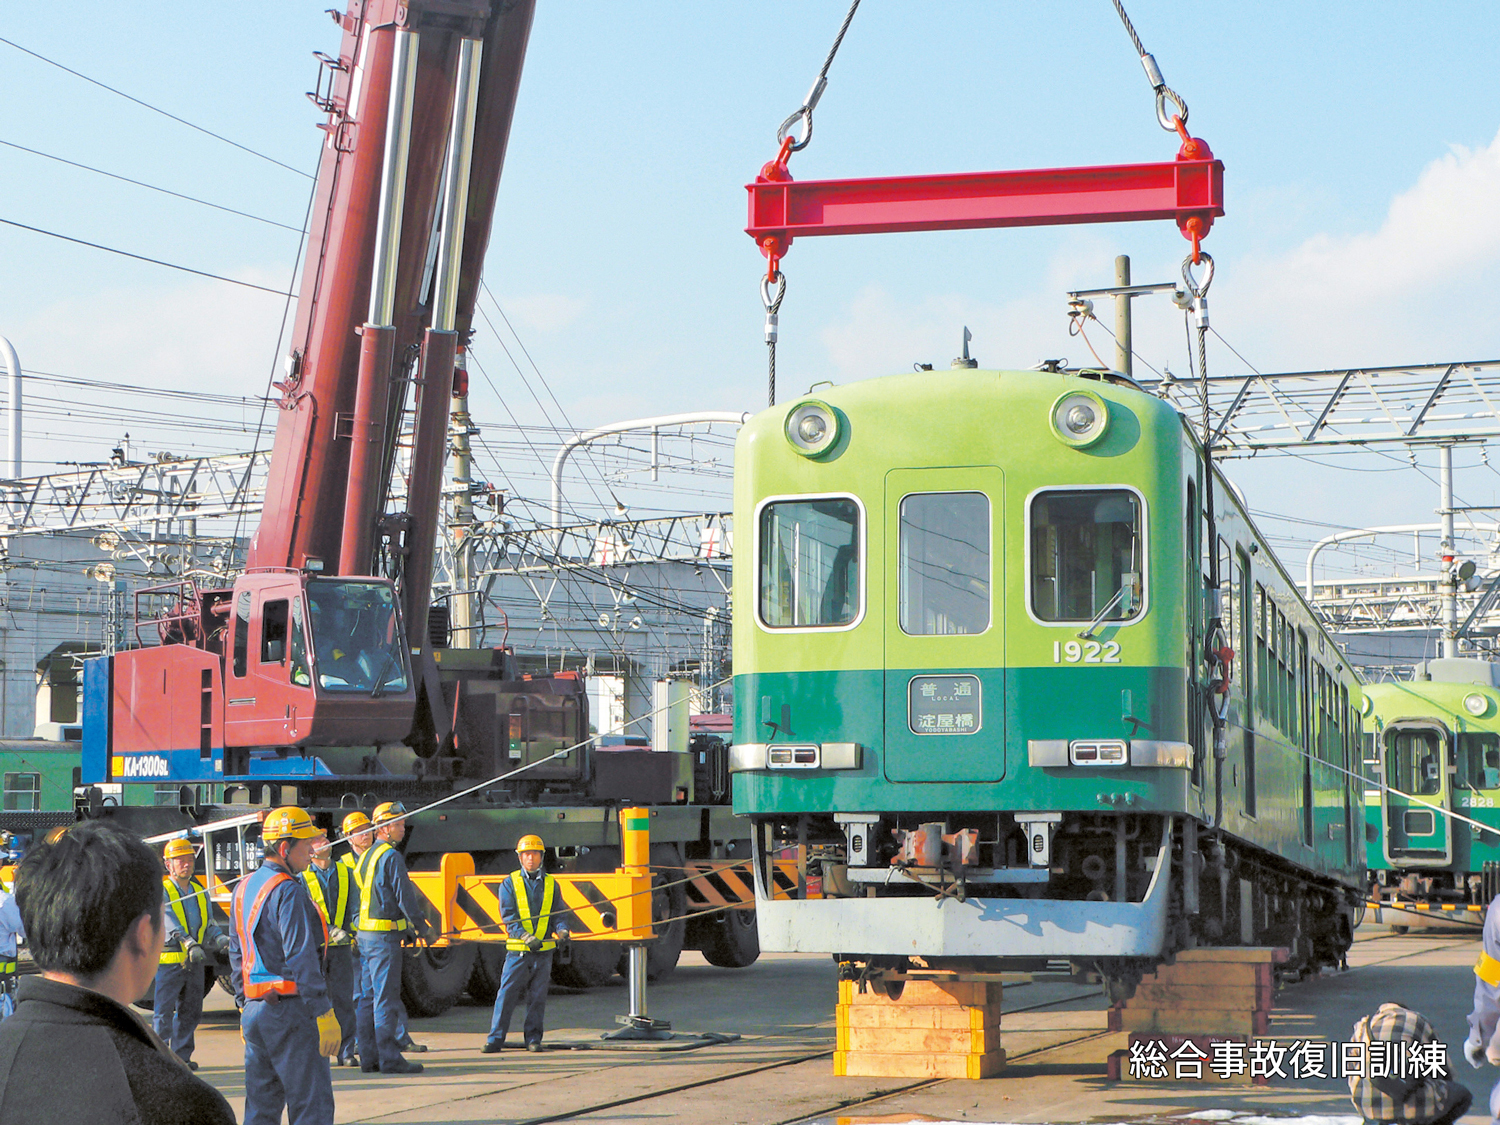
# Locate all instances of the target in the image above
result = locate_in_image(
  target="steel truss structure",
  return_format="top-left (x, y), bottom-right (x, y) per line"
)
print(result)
top-left (1142, 360), bottom-right (1500, 454)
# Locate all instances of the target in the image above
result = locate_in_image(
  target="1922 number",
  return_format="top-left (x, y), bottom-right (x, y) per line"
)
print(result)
top-left (1053, 640), bottom-right (1121, 664)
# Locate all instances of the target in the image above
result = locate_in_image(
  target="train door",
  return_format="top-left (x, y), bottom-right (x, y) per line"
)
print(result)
top-left (882, 468), bottom-right (1002, 783)
top-left (1381, 721), bottom-right (1453, 866)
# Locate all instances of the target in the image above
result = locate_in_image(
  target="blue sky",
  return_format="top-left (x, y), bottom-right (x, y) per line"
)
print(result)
top-left (3, 2), bottom-right (1500, 574)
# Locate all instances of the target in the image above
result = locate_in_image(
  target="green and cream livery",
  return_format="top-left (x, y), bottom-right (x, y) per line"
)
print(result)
top-left (1362, 660), bottom-right (1500, 906)
top-left (731, 367), bottom-right (1364, 983)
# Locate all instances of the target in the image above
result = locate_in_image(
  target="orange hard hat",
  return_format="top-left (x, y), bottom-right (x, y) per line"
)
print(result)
top-left (163, 839), bottom-right (194, 860)
top-left (262, 806), bottom-right (320, 843)
top-left (372, 801), bottom-right (406, 825)
top-left (515, 834), bottom-right (544, 853)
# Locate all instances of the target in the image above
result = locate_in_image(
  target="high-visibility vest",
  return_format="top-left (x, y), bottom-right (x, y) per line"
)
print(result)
top-left (160, 876), bottom-right (211, 965)
top-left (354, 842), bottom-right (407, 932)
top-left (233, 865), bottom-right (327, 1000)
top-left (506, 870), bottom-right (557, 952)
top-left (302, 863), bottom-right (353, 943)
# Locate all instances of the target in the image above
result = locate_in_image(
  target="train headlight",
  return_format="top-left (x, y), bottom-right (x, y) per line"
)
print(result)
top-left (1050, 390), bottom-right (1109, 448)
top-left (785, 400), bottom-right (839, 457)
top-left (1465, 692), bottom-right (1491, 717)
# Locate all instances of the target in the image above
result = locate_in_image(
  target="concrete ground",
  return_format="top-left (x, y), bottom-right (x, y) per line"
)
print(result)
top-left (175, 929), bottom-right (1498, 1124)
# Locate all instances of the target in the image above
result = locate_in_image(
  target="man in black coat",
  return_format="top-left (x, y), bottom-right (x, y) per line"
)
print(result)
top-left (0, 821), bottom-right (236, 1125)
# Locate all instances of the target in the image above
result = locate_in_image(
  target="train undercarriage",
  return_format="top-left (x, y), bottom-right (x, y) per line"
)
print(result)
top-left (751, 811), bottom-right (1359, 1001)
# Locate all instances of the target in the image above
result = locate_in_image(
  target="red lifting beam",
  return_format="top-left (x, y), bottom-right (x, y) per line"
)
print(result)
top-left (746, 143), bottom-right (1223, 271)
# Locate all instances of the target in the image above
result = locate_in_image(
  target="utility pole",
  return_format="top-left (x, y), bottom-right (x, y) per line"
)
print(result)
top-left (1440, 443), bottom-right (1458, 658)
top-left (449, 359), bottom-right (477, 649)
top-left (1113, 255), bottom-right (1131, 377)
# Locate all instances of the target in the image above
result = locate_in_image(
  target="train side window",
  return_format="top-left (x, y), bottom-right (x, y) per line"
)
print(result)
top-left (1458, 732), bottom-right (1500, 790)
top-left (1029, 489), bottom-right (1142, 623)
top-left (232, 591), bottom-right (251, 679)
top-left (899, 491), bottom-right (989, 635)
top-left (261, 600), bottom-right (289, 664)
top-left (758, 498), bottom-right (860, 628)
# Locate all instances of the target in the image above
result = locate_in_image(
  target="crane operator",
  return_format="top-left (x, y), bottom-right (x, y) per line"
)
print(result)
top-left (155, 837), bottom-right (228, 1069)
top-left (229, 807), bottom-right (341, 1125)
top-left (354, 801), bottom-right (434, 1074)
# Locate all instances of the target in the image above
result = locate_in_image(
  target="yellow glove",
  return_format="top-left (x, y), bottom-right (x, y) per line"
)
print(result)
top-left (316, 1009), bottom-right (341, 1058)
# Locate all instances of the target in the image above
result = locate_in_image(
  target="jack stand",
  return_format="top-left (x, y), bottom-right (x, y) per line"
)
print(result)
top-left (601, 944), bottom-right (672, 1040)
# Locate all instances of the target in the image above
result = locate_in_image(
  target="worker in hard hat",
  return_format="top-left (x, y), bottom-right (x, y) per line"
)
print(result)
top-left (155, 838), bottom-right (228, 1069)
top-left (0, 865), bottom-right (23, 1020)
top-left (354, 801), bottom-right (435, 1074)
top-left (302, 826), bottom-right (360, 1066)
top-left (228, 807), bottom-right (339, 1125)
top-left (482, 834), bottom-right (572, 1054)
top-left (337, 810), bottom-right (373, 1066)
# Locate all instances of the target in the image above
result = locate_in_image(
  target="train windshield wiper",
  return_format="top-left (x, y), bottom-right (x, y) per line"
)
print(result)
top-left (1078, 585), bottom-right (1130, 640)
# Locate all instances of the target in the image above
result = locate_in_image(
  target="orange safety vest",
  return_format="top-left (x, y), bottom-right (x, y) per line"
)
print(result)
top-left (233, 866), bottom-right (327, 1000)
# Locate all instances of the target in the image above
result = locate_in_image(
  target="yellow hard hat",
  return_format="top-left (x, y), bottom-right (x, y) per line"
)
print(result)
top-left (515, 834), bottom-right (544, 853)
top-left (341, 811), bottom-right (372, 836)
top-left (163, 839), bottom-right (194, 860)
top-left (262, 806), bottom-right (320, 843)
top-left (372, 801), bottom-right (406, 824)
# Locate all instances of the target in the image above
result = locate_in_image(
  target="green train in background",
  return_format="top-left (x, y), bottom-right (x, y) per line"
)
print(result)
top-left (731, 365), bottom-right (1365, 992)
top-left (1362, 659), bottom-right (1500, 907)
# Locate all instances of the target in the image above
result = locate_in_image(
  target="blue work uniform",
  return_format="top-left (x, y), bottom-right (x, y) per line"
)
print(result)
top-left (155, 875), bottom-right (221, 1064)
top-left (303, 860), bottom-right (360, 1065)
top-left (486, 868), bottom-right (571, 1048)
top-left (229, 857), bottom-right (333, 1125)
top-left (353, 840), bottom-right (429, 1071)
top-left (0, 890), bottom-right (24, 1020)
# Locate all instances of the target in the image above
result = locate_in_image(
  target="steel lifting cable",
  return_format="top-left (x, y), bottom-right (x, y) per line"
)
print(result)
top-left (1109, 0), bottom-right (1191, 139)
top-left (759, 0), bottom-right (862, 407)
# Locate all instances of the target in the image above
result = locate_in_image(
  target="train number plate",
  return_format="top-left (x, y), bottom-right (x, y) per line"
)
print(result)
top-left (1053, 640), bottom-right (1121, 664)
top-left (908, 674), bottom-right (981, 735)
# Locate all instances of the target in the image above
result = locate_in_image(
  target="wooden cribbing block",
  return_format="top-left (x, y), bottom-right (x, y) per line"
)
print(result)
top-left (1130, 983), bottom-right (1273, 1010)
top-left (833, 977), bottom-right (1003, 1080)
top-left (835, 1048), bottom-right (1006, 1080)
top-left (837, 1024), bottom-right (1000, 1054)
top-left (838, 979), bottom-right (1002, 1007)
top-left (838, 1005), bottom-right (1001, 1031)
top-left (1108, 1007), bottom-right (1270, 1036)
top-left (1137, 961), bottom-right (1272, 989)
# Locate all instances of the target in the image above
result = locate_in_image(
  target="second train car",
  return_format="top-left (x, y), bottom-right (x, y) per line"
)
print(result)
top-left (1363, 658), bottom-right (1500, 907)
top-left (731, 365), bottom-right (1364, 991)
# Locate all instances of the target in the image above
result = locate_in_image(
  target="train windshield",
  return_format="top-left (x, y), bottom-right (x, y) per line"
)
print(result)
top-left (1029, 489), bottom-right (1142, 623)
top-left (759, 498), bottom-right (860, 627)
top-left (1386, 728), bottom-right (1443, 796)
top-left (899, 491), bottom-right (989, 635)
top-left (305, 579), bottom-right (409, 695)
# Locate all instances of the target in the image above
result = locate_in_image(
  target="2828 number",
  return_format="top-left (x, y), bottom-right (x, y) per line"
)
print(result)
top-left (1053, 640), bottom-right (1121, 664)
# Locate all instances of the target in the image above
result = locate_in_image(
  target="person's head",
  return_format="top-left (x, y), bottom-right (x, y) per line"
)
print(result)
top-left (261, 807), bottom-right (321, 874)
top-left (516, 834), bottom-right (544, 875)
top-left (16, 821), bottom-right (163, 998)
top-left (309, 831), bottom-right (331, 869)
top-left (342, 811), bottom-right (374, 854)
top-left (163, 838), bottom-right (195, 882)
top-left (373, 801), bottom-right (407, 843)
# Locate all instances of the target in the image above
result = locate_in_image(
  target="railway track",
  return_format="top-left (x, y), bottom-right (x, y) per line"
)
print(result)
top-left (509, 985), bottom-right (1108, 1125)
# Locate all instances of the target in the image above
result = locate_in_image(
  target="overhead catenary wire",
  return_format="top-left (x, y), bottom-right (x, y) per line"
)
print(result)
top-left (0, 138), bottom-right (304, 232)
top-left (0, 35), bottom-right (313, 180)
top-left (0, 216), bottom-right (294, 297)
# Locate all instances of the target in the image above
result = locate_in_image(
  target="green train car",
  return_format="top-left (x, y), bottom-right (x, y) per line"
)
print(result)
top-left (731, 367), bottom-right (1364, 988)
top-left (1362, 659), bottom-right (1500, 905)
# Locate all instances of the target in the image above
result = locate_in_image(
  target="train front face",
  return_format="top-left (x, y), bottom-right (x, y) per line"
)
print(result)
top-left (732, 368), bottom-right (1198, 967)
top-left (1363, 673), bottom-right (1500, 904)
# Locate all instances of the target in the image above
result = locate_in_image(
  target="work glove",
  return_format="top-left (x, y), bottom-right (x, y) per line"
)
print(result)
top-left (525, 935), bottom-right (544, 952)
top-left (211, 933), bottom-right (232, 955)
top-left (1466, 1030), bottom-right (1485, 1069)
top-left (185, 940), bottom-right (208, 965)
top-left (555, 932), bottom-right (572, 963)
top-left (316, 1009), bottom-right (341, 1058)
top-left (328, 927), bottom-right (349, 945)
